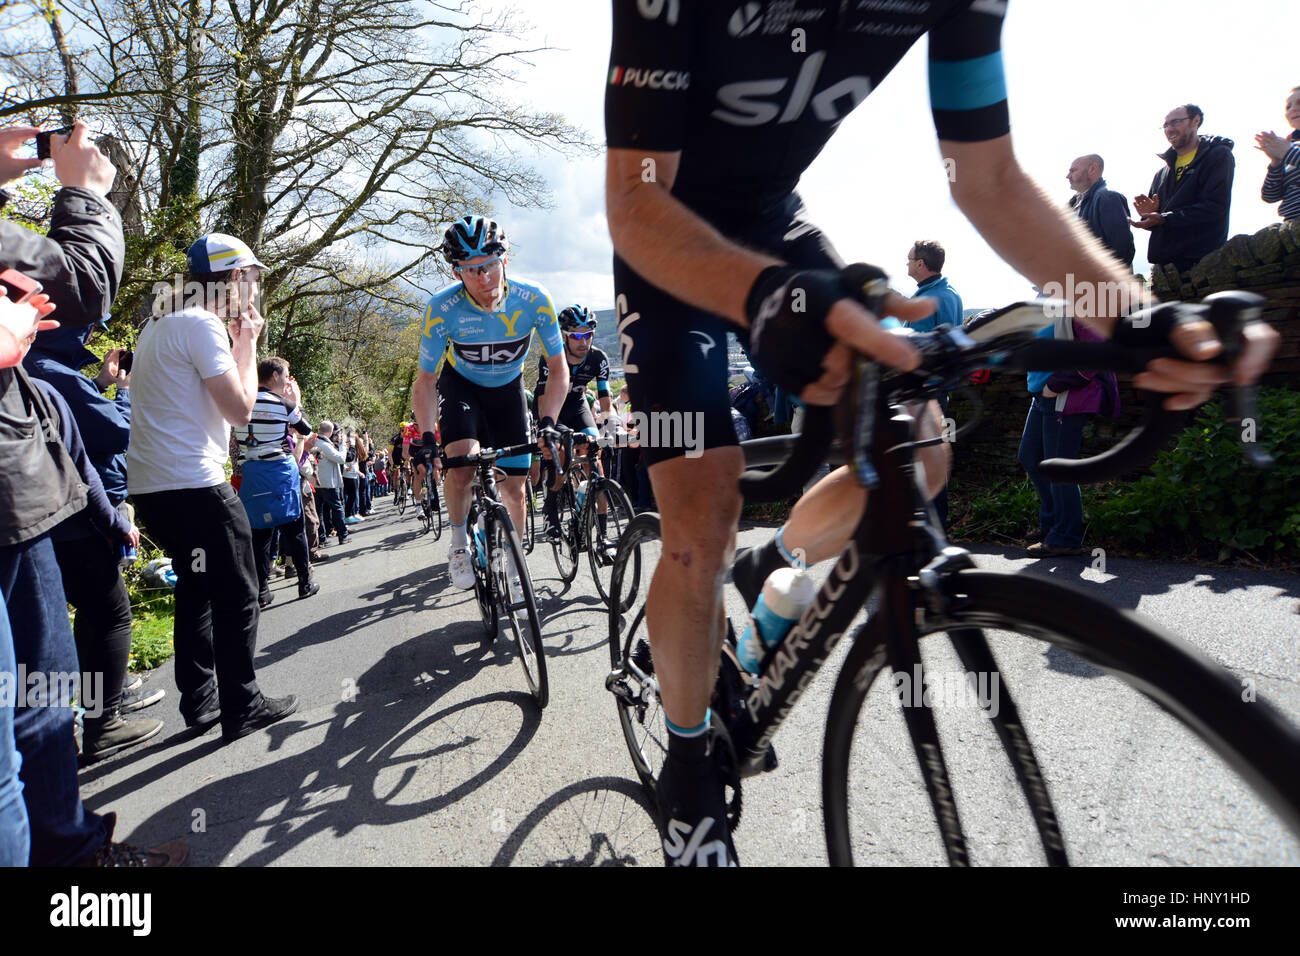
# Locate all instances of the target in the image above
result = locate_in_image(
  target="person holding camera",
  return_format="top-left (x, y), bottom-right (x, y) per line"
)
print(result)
top-left (126, 233), bottom-right (298, 745)
top-left (1, 122), bottom-right (187, 865)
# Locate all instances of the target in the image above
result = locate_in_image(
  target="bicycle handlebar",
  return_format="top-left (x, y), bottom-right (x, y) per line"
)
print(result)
top-left (740, 289), bottom-right (1271, 502)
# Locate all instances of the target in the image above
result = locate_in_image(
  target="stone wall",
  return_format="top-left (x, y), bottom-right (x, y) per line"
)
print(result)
top-left (951, 220), bottom-right (1300, 480)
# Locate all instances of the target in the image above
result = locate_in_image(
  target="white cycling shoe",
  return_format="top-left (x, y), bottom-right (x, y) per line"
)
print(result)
top-left (448, 546), bottom-right (475, 590)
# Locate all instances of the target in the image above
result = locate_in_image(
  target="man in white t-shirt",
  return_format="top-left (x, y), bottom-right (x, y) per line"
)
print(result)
top-left (126, 233), bottom-right (297, 744)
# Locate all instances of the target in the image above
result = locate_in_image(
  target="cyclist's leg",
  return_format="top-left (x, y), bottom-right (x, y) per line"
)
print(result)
top-left (617, 253), bottom-right (742, 865)
top-left (438, 369), bottom-right (483, 557)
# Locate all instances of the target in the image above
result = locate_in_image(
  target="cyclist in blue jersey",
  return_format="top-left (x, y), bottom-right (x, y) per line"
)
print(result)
top-left (411, 216), bottom-right (569, 593)
top-left (536, 304), bottom-right (614, 539)
top-left (604, 0), bottom-right (1278, 867)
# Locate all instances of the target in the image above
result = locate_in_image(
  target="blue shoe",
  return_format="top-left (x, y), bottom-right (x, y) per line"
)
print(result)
top-left (345, 516), bottom-right (361, 525)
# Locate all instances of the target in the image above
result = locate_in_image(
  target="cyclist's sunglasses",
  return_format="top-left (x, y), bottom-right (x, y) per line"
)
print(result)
top-left (565, 329), bottom-right (594, 341)
top-left (455, 256), bottom-right (503, 279)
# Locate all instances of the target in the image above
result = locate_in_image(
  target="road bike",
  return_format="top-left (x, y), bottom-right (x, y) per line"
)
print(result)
top-left (547, 430), bottom-right (637, 609)
top-left (523, 476), bottom-right (538, 554)
top-left (394, 466), bottom-right (410, 518)
top-left (606, 289), bottom-right (1300, 865)
top-left (443, 442), bottom-right (549, 708)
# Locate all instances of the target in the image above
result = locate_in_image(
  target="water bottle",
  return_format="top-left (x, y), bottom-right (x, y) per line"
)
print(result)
top-left (576, 480), bottom-right (588, 509)
top-left (736, 567), bottom-right (816, 674)
top-left (474, 513), bottom-right (486, 568)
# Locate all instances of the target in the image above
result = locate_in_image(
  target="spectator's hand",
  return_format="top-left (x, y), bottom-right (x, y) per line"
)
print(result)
top-left (1133, 193), bottom-right (1160, 216)
top-left (284, 375), bottom-right (302, 407)
top-left (1041, 386), bottom-right (1058, 399)
top-left (124, 525), bottom-right (140, 550)
top-left (50, 122), bottom-right (116, 196)
top-left (228, 301), bottom-right (264, 347)
top-left (95, 348), bottom-right (130, 390)
top-left (1129, 212), bottom-right (1165, 231)
top-left (0, 125), bottom-right (44, 187)
top-left (1254, 131), bottom-right (1291, 164)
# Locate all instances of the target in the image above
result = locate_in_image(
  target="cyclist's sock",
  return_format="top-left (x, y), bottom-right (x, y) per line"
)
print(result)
top-left (732, 535), bottom-right (797, 611)
top-left (450, 521), bottom-right (468, 549)
top-left (658, 711), bottom-right (738, 867)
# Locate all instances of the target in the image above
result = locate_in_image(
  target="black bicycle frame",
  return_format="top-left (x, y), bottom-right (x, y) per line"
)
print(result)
top-left (728, 396), bottom-right (1066, 865)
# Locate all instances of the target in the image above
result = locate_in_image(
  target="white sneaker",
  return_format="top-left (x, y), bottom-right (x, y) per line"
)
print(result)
top-left (449, 547), bottom-right (475, 590)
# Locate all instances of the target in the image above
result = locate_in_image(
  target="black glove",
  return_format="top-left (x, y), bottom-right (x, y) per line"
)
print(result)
top-left (743, 263), bottom-right (892, 393)
top-left (1110, 301), bottom-right (1205, 349)
top-left (412, 432), bottom-right (439, 466)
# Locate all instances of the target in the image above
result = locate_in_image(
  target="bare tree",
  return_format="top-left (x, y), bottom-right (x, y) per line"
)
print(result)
top-left (2, 0), bottom-right (593, 334)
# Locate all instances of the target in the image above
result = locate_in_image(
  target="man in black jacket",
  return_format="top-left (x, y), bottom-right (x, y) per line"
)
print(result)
top-left (1132, 105), bottom-right (1235, 273)
top-left (1067, 154), bottom-right (1135, 270)
top-left (0, 122), bottom-right (186, 865)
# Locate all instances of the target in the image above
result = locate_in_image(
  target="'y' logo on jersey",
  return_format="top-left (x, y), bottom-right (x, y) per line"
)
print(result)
top-left (498, 311), bottom-right (523, 337)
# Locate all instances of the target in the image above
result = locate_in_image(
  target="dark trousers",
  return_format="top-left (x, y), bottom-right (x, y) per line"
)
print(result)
top-left (133, 484), bottom-right (264, 726)
top-left (0, 534), bottom-right (108, 865)
top-left (1018, 398), bottom-right (1088, 548)
top-left (317, 486), bottom-right (346, 541)
top-left (359, 470), bottom-right (372, 515)
top-left (52, 535), bottom-right (131, 722)
top-left (343, 476), bottom-right (359, 518)
top-left (253, 513), bottom-right (310, 592)
top-left (301, 483), bottom-right (320, 551)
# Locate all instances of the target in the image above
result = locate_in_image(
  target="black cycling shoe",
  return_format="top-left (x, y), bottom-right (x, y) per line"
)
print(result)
top-left (630, 636), bottom-right (653, 676)
top-left (655, 732), bottom-right (740, 868)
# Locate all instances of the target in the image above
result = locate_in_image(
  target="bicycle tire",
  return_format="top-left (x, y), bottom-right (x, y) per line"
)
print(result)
top-left (523, 478), bottom-right (536, 554)
top-left (586, 479), bottom-right (637, 610)
top-left (395, 475), bottom-right (408, 516)
top-left (431, 480), bottom-right (443, 541)
top-left (489, 506), bottom-right (549, 708)
top-left (607, 512), bottom-right (667, 790)
top-left (822, 570), bottom-right (1300, 866)
top-left (550, 480), bottom-right (580, 584)
top-left (469, 509), bottom-right (497, 639)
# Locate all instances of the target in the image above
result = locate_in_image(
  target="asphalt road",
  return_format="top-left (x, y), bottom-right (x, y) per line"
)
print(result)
top-left (79, 492), bottom-right (1300, 866)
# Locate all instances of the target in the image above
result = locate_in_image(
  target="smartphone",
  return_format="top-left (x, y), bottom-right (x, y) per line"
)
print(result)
top-left (118, 350), bottom-right (133, 373)
top-left (35, 126), bottom-right (75, 161)
top-left (0, 268), bottom-right (42, 304)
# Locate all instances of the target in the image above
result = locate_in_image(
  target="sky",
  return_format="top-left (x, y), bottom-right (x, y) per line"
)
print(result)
top-left (473, 0), bottom-right (1299, 313)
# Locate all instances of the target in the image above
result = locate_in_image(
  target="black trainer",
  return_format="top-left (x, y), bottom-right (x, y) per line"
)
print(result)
top-left (75, 812), bottom-right (189, 867)
top-left (82, 711), bottom-right (164, 764)
top-left (655, 728), bottom-right (739, 867)
top-left (222, 694), bottom-right (298, 743)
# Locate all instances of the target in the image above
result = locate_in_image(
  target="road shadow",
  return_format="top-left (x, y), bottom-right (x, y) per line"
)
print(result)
top-left (490, 775), bottom-right (659, 867)
top-left (84, 630), bottom-right (541, 865)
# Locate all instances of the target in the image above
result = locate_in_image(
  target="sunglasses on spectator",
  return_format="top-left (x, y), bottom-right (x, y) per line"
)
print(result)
top-left (566, 330), bottom-right (593, 341)
top-left (456, 256), bottom-right (503, 279)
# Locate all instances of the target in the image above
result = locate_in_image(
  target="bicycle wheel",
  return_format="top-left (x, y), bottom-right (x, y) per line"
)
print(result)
top-left (395, 475), bottom-right (408, 516)
top-left (550, 480), bottom-right (580, 584)
top-left (469, 510), bottom-right (497, 639)
top-left (429, 480), bottom-right (443, 540)
top-left (489, 507), bottom-right (549, 708)
top-left (522, 478), bottom-right (537, 554)
top-left (607, 512), bottom-right (667, 791)
top-left (586, 479), bottom-right (637, 610)
top-left (822, 570), bottom-right (1300, 866)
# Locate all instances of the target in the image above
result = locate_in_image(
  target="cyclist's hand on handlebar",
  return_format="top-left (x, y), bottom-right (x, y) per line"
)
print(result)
top-left (744, 262), bottom-right (928, 407)
top-left (1116, 301), bottom-right (1280, 411)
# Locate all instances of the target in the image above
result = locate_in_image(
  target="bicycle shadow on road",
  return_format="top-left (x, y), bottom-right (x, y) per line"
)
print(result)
top-left (85, 632), bottom-right (542, 865)
top-left (490, 775), bottom-right (659, 867)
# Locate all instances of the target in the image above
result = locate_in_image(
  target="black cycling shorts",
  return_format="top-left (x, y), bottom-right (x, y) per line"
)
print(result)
top-left (558, 399), bottom-right (597, 434)
top-left (614, 194), bottom-right (844, 466)
top-left (438, 366), bottom-right (532, 475)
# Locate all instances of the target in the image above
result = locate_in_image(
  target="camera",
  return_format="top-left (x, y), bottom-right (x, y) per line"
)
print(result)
top-left (118, 349), bottom-right (133, 373)
top-left (35, 126), bottom-right (75, 161)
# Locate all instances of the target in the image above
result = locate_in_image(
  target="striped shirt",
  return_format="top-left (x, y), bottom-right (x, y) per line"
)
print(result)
top-left (1262, 133), bottom-right (1300, 222)
top-left (235, 388), bottom-right (313, 459)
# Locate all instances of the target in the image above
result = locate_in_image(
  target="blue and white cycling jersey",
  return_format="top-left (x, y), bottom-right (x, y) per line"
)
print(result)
top-left (418, 276), bottom-right (564, 387)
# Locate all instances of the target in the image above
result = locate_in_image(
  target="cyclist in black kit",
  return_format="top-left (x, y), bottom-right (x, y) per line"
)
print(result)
top-left (536, 305), bottom-right (614, 538)
top-left (604, 0), bottom-right (1278, 866)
